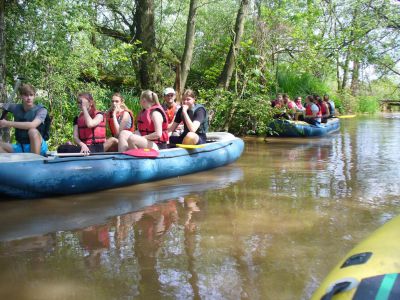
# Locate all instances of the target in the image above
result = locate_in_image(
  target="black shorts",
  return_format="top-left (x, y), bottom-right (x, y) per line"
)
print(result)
top-left (57, 143), bottom-right (104, 153)
top-left (169, 133), bottom-right (207, 145)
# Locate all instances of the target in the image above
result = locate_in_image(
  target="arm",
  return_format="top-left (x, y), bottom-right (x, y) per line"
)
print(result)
top-left (111, 111), bottom-right (120, 136)
top-left (144, 110), bottom-right (163, 140)
top-left (168, 121), bottom-right (179, 133)
top-left (0, 107), bottom-right (46, 130)
top-left (0, 118), bottom-right (42, 130)
top-left (73, 124), bottom-right (90, 153)
top-left (117, 111), bottom-right (131, 135)
top-left (181, 106), bottom-right (202, 133)
top-left (81, 99), bottom-right (104, 128)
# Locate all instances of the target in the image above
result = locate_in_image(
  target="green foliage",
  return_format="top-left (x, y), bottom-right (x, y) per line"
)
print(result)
top-left (357, 96), bottom-right (380, 114)
top-left (2, 0), bottom-right (399, 146)
top-left (199, 89), bottom-right (274, 135)
top-left (276, 68), bottom-right (330, 99)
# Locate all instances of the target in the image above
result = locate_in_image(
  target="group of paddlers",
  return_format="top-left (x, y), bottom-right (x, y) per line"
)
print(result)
top-left (0, 84), bottom-right (209, 156)
top-left (271, 93), bottom-right (336, 125)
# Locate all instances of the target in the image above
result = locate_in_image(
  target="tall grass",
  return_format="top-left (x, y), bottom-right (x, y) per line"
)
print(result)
top-left (357, 96), bottom-right (380, 114)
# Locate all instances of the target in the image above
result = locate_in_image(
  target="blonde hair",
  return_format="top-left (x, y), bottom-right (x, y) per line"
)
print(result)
top-left (182, 89), bottom-right (196, 99)
top-left (140, 90), bottom-right (160, 106)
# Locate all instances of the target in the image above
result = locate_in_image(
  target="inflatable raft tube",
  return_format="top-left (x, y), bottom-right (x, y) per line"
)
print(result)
top-left (311, 215), bottom-right (400, 300)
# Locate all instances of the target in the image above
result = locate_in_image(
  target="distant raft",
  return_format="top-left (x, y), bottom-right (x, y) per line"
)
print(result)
top-left (311, 215), bottom-right (400, 300)
top-left (267, 118), bottom-right (340, 137)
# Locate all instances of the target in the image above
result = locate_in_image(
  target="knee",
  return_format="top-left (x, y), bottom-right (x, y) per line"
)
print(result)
top-left (118, 130), bottom-right (132, 142)
top-left (28, 128), bottom-right (41, 139)
top-left (183, 132), bottom-right (199, 144)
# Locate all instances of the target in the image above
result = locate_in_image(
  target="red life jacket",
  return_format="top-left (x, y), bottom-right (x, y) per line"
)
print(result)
top-left (77, 111), bottom-right (106, 145)
top-left (107, 109), bottom-right (135, 137)
top-left (319, 102), bottom-right (328, 115)
top-left (315, 103), bottom-right (322, 117)
top-left (305, 103), bottom-right (322, 118)
top-left (137, 104), bottom-right (169, 144)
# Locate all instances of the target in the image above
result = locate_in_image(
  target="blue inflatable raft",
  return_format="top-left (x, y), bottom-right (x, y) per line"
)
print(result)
top-left (267, 118), bottom-right (340, 137)
top-left (0, 132), bottom-right (244, 199)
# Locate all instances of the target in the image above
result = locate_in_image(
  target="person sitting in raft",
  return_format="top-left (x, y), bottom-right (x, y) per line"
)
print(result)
top-left (271, 93), bottom-right (283, 108)
top-left (161, 87), bottom-right (183, 137)
top-left (168, 89), bottom-right (208, 145)
top-left (118, 90), bottom-right (169, 151)
top-left (0, 84), bottom-right (49, 156)
top-left (304, 95), bottom-right (321, 126)
top-left (318, 95), bottom-right (330, 123)
top-left (103, 92), bottom-right (135, 152)
top-left (323, 94), bottom-right (335, 118)
top-left (57, 93), bottom-right (106, 154)
top-left (282, 93), bottom-right (297, 119)
top-left (294, 96), bottom-right (305, 120)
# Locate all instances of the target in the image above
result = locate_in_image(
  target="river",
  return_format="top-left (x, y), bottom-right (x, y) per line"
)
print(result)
top-left (0, 114), bottom-right (399, 300)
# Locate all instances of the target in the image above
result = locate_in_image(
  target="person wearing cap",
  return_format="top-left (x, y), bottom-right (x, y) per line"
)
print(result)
top-left (162, 87), bottom-right (183, 136)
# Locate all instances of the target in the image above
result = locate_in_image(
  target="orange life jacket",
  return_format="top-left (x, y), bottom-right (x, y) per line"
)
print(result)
top-left (163, 103), bottom-right (178, 124)
top-left (107, 109), bottom-right (135, 137)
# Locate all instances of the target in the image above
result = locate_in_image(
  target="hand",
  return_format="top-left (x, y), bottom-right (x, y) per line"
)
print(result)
top-left (81, 98), bottom-right (90, 110)
top-left (113, 102), bottom-right (120, 111)
top-left (182, 105), bottom-right (189, 113)
top-left (80, 144), bottom-right (90, 155)
top-left (0, 119), bottom-right (9, 128)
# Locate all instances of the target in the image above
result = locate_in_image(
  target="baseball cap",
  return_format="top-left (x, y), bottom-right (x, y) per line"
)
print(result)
top-left (163, 87), bottom-right (176, 96)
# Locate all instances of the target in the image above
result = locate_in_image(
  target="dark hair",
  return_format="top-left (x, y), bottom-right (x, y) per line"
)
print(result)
top-left (78, 92), bottom-right (97, 117)
top-left (19, 84), bottom-right (35, 96)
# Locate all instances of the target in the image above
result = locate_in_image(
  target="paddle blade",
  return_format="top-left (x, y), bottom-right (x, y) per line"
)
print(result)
top-left (122, 148), bottom-right (159, 158)
top-left (176, 143), bottom-right (205, 149)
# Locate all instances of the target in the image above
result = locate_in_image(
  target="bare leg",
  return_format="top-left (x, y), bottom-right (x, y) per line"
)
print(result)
top-left (127, 134), bottom-right (158, 150)
top-left (28, 128), bottom-right (42, 155)
top-left (183, 132), bottom-right (199, 145)
top-left (104, 137), bottom-right (118, 152)
top-left (118, 131), bottom-right (133, 152)
top-left (0, 142), bottom-right (13, 153)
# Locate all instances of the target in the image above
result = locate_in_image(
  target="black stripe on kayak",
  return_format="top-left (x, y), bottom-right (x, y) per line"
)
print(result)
top-left (340, 252), bottom-right (372, 268)
top-left (353, 273), bottom-right (400, 300)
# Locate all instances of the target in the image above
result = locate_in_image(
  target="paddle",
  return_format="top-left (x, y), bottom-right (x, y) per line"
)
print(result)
top-left (337, 114), bottom-right (356, 119)
top-left (122, 148), bottom-right (159, 158)
top-left (47, 148), bottom-right (159, 158)
top-left (176, 143), bottom-right (205, 149)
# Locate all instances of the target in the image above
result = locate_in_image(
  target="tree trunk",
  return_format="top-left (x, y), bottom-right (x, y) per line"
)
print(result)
top-left (0, 0), bottom-right (5, 104)
top-left (350, 60), bottom-right (360, 96)
top-left (0, 0), bottom-right (9, 142)
top-left (217, 0), bottom-right (249, 90)
top-left (135, 0), bottom-right (157, 90)
top-left (341, 49), bottom-right (350, 91)
top-left (179, 0), bottom-right (198, 94)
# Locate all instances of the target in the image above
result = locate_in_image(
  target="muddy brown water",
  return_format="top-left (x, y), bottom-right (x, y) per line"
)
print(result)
top-left (0, 114), bottom-right (399, 300)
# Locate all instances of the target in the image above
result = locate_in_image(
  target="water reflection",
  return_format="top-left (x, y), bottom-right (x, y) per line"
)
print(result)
top-left (0, 116), bottom-right (400, 300)
top-left (0, 165), bottom-right (243, 241)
